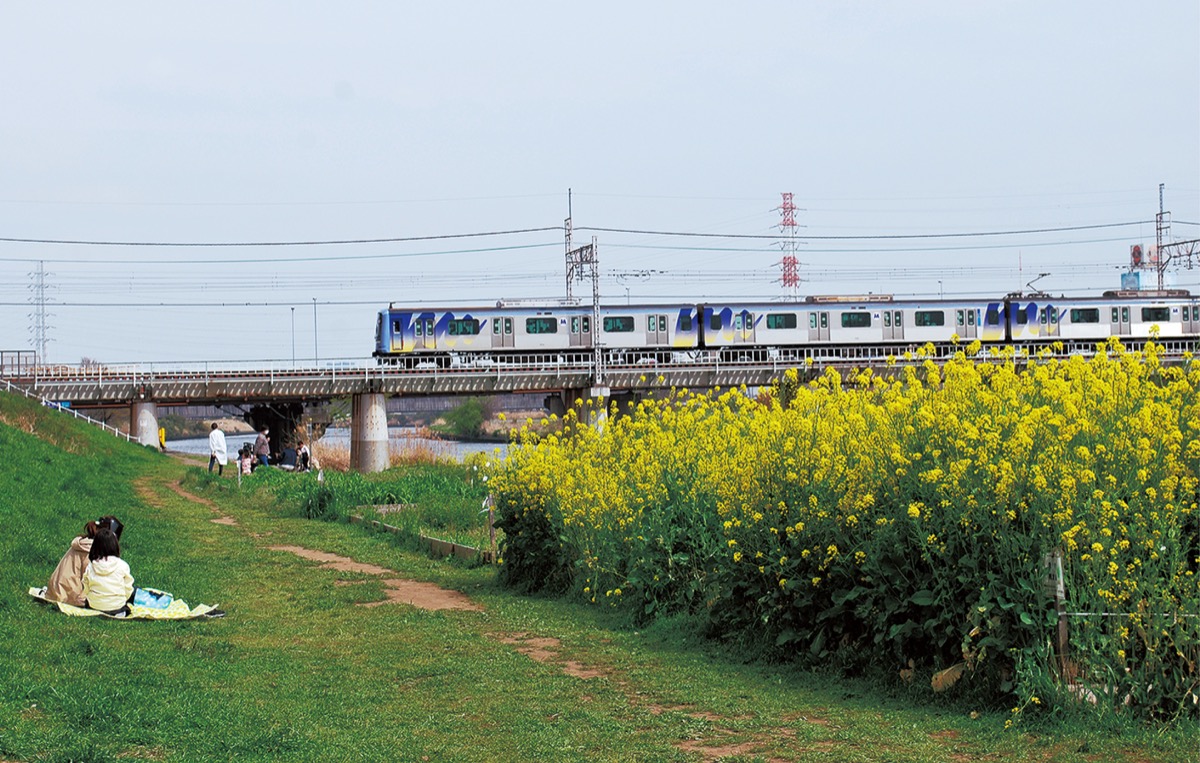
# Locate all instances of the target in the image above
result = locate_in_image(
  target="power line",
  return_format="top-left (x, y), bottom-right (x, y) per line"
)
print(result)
top-left (577, 220), bottom-right (1154, 241)
top-left (0, 226), bottom-right (563, 248)
top-left (0, 242), bottom-right (560, 265)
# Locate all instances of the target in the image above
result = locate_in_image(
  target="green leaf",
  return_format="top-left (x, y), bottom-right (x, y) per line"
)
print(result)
top-left (910, 590), bottom-right (936, 606)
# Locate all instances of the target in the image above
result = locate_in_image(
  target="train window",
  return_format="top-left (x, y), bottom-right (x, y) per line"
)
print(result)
top-left (1193, 306), bottom-right (1199, 321)
top-left (883, 312), bottom-right (891, 327)
top-left (647, 316), bottom-right (655, 331)
top-left (809, 313), bottom-right (817, 329)
top-left (968, 311), bottom-right (975, 326)
top-left (1014, 309), bottom-right (1028, 325)
top-left (679, 314), bottom-right (692, 331)
top-left (1121, 307), bottom-right (1130, 323)
top-left (1050, 309), bottom-right (1059, 324)
top-left (447, 319), bottom-right (480, 336)
top-left (733, 313), bottom-right (743, 330)
top-left (1070, 308), bottom-right (1100, 323)
top-left (392, 321), bottom-right (402, 333)
top-left (985, 307), bottom-right (999, 325)
top-left (582, 316), bottom-right (590, 333)
top-left (915, 311), bottom-right (945, 327)
top-left (493, 319), bottom-right (501, 335)
top-left (955, 310), bottom-right (964, 326)
top-left (841, 312), bottom-right (871, 328)
top-left (504, 318), bottom-right (513, 335)
top-left (526, 317), bottom-right (558, 334)
top-left (709, 313), bottom-right (722, 331)
top-left (766, 313), bottom-right (796, 330)
top-left (1039, 308), bottom-right (1047, 325)
top-left (1111, 308), bottom-right (1119, 323)
top-left (1141, 307), bottom-right (1170, 322)
top-left (820, 313), bottom-right (828, 329)
top-left (415, 321), bottom-right (423, 337)
top-left (659, 315), bottom-right (667, 332)
top-left (894, 311), bottom-right (903, 326)
top-left (604, 316), bottom-right (635, 332)
top-left (571, 316), bottom-right (579, 333)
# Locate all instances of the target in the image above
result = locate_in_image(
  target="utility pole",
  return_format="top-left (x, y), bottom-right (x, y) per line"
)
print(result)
top-left (312, 298), bottom-right (319, 364)
top-left (563, 190), bottom-right (603, 384)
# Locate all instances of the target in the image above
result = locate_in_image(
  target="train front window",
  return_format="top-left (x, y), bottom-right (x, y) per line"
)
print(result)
top-left (1141, 307), bottom-right (1169, 322)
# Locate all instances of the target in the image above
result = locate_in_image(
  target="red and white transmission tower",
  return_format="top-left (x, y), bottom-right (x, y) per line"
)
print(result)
top-left (778, 192), bottom-right (800, 297)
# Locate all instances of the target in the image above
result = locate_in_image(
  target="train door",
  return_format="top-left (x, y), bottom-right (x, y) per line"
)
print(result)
top-left (1110, 305), bottom-right (1131, 336)
top-left (570, 315), bottom-right (592, 347)
top-left (415, 315), bottom-right (436, 350)
top-left (883, 310), bottom-right (904, 340)
top-left (732, 310), bottom-right (755, 343)
top-left (808, 311), bottom-right (830, 341)
top-left (645, 313), bottom-right (668, 346)
top-left (1039, 305), bottom-right (1060, 337)
top-left (1182, 303), bottom-right (1199, 336)
top-left (956, 309), bottom-right (977, 339)
top-left (492, 316), bottom-right (515, 348)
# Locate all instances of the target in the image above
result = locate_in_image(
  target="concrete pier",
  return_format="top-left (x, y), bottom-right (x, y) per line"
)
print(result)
top-left (350, 392), bottom-right (390, 473)
top-left (132, 401), bottom-right (159, 448)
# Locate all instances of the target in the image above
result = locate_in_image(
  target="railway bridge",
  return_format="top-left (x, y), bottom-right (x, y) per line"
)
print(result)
top-left (2, 338), bottom-right (1192, 471)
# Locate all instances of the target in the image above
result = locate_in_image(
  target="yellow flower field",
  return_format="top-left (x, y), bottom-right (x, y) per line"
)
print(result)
top-left (493, 339), bottom-right (1200, 721)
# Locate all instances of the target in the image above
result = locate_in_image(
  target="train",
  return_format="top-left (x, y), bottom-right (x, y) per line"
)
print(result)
top-left (373, 290), bottom-right (1200, 366)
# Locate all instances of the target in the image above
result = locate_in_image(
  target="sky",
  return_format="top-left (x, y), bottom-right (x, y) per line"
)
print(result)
top-left (1, 2), bottom-right (1197, 365)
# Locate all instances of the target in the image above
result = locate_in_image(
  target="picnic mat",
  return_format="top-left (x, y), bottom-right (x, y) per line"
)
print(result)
top-left (29, 586), bottom-right (224, 620)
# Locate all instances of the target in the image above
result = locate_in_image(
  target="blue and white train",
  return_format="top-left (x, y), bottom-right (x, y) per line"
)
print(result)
top-left (374, 291), bottom-right (1200, 365)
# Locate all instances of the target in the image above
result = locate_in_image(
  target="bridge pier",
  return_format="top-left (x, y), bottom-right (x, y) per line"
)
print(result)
top-left (350, 392), bottom-right (390, 473)
top-left (131, 401), bottom-right (159, 448)
top-left (546, 386), bottom-right (630, 432)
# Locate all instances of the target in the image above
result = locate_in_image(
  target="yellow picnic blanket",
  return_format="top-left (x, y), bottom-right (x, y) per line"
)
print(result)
top-left (29, 587), bottom-right (223, 620)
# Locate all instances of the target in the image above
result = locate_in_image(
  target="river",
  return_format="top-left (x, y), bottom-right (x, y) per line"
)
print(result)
top-left (167, 427), bottom-right (507, 462)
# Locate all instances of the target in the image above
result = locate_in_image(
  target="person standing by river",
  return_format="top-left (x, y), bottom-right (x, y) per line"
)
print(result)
top-left (208, 423), bottom-right (228, 476)
top-left (253, 426), bottom-right (271, 468)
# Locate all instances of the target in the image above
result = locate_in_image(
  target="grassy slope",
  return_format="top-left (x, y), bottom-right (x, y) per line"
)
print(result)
top-left (0, 391), bottom-right (1193, 763)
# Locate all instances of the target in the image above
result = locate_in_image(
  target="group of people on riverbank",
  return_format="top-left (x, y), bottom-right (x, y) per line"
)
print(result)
top-left (208, 424), bottom-right (312, 476)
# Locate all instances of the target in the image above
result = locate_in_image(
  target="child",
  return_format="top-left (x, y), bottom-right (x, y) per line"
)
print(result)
top-left (239, 444), bottom-right (254, 476)
top-left (44, 515), bottom-right (125, 607)
top-left (82, 528), bottom-right (134, 616)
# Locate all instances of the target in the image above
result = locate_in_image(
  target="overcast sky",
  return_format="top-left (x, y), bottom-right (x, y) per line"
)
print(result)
top-left (1, 2), bottom-right (1197, 365)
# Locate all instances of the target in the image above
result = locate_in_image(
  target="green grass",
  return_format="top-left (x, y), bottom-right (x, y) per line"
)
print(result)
top-left (0, 390), bottom-right (1195, 762)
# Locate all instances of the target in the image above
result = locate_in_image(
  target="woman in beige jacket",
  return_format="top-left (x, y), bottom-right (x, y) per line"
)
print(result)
top-left (45, 516), bottom-right (124, 607)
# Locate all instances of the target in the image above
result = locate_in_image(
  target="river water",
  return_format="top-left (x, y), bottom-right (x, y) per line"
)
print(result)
top-left (167, 427), bottom-right (507, 462)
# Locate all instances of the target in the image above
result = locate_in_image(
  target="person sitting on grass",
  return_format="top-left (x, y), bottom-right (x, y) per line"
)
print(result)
top-left (44, 515), bottom-right (125, 607)
top-left (82, 527), bottom-right (134, 616)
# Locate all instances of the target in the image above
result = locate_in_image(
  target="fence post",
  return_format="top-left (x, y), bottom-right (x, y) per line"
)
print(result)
top-left (1043, 549), bottom-right (1070, 679)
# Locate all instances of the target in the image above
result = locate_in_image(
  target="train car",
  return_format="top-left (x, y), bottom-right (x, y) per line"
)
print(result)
top-left (1006, 291), bottom-right (1199, 342)
top-left (697, 297), bottom-right (983, 348)
top-left (595, 304), bottom-right (700, 351)
top-left (374, 303), bottom-right (596, 361)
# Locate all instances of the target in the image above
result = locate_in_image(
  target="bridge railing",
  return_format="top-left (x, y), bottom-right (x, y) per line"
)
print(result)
top-left (0, 378), bottom-right (133, 442)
